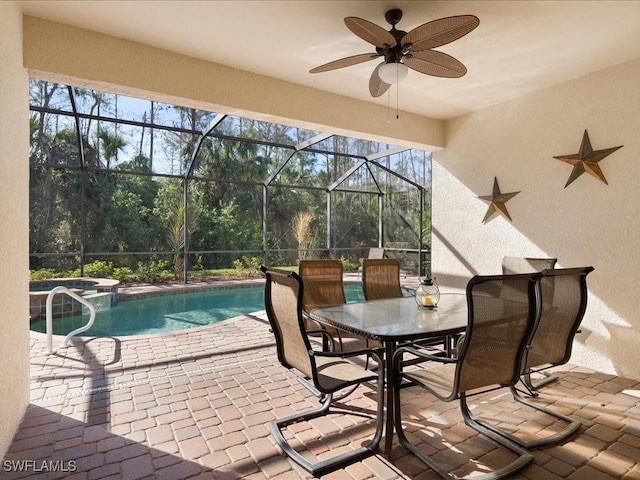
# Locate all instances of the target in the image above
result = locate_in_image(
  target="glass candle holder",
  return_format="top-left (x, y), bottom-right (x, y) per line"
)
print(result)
top-left (415, 276), bottom-right (440, 308)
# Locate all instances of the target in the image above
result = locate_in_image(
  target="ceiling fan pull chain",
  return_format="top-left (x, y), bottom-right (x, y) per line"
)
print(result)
top-left (396, 81), bottom-right (400, 120)
top-left (387, 89), bottom-right (391, 123)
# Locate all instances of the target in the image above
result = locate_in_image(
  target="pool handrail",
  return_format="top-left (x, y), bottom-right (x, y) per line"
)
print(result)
top-left (46, 286), bottom-right (96, 354)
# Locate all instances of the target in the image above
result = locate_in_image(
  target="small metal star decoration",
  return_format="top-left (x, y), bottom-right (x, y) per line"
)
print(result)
top-left (553, 130), bottom-right (623, 188)
top-left (478, 177), bottom-right (520, 224)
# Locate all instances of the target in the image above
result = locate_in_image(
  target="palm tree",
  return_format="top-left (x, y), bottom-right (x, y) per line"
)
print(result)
top-left (97, 127), bottom-right (127, 169)
top-left (167, 197), bottom-right (201, 276)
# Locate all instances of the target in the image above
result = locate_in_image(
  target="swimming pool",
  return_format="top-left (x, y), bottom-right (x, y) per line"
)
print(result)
top-left (29, 283), bottom-right (369, 337)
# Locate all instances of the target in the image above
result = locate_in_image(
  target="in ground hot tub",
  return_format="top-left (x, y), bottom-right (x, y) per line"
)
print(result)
top-left (29, 278), bottom-right (119, 321)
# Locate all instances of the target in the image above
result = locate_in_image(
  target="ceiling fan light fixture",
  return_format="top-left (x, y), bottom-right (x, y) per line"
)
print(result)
top-left (378, 62), bottom-right (409, 84)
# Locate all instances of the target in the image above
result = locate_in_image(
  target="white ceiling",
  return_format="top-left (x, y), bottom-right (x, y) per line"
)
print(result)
top-left (20, 0), bottom-right (640, 120)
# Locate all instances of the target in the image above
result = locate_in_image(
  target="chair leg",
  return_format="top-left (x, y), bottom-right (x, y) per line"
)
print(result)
top-left (270, 381), bottom-right (384, 476)
top-left (508, 385), bottom-right (581, 448)
top-left (394, 388), bottom-right (532, 480)
top-left (458, 394), bottom-right (534, 479)
top-left (520, 369), bottom-right (559, 397)
top-left (460, 386), bottom-right (580, 449)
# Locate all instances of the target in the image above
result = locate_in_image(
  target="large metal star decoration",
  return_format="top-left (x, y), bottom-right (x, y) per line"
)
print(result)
top-left (478, 177), bottom-right (520, 224)
top-left (553, 130), bottom-right (623, 188)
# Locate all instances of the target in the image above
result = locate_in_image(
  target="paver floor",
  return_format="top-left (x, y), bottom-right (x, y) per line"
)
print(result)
top-left (4, 282), bottom-right (640, 479)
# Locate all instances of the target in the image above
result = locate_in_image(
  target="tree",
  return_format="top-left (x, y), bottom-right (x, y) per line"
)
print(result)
top-left (96, 127), bottom-right (127, 169)
top-left (167, 198), bottom-right (201, 276)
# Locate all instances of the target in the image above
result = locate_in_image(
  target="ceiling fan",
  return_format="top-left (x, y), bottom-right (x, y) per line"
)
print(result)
top-left (310, 8), bottom-right (479, 97)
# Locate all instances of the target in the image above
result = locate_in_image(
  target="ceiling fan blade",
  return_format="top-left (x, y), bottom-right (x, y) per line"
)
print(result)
top-left (345, 16), bottom-right (396, 48)
top-left (310, 53), bottom-right (380, 73)
top-left (404, 50), bottom-right (467, 78)
top-left (369, 63), bottom-right (391, 97)
top-left (403, 15), bottom-right (479, 52)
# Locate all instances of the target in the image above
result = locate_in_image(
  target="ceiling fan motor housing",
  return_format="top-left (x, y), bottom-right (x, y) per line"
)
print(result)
top-left (378, 10), bottom-right (407, 64)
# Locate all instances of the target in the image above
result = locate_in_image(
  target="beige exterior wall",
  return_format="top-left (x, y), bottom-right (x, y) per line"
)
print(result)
top-left (433, 56), bottom-right (640, 378)
top-left (22, 16), bottom-right (445, 151)
top-left (0, 1), bottom-right (30, 458)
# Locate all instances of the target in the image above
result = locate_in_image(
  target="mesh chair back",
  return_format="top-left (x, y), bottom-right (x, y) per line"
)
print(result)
top-left (502, 256), bottom-right (558, 304)
top-left (502, 256), bottom-right (557, 274)
top-left (524, 266), bottom-right (593, 369)
top-left (362, 258), bottom-right (403, 300)
top-left (456, 273), bottom-right (539, 393)
top-left (262, 266), bottom-right (315, 379)
top-left (298, 260), bottom-right (346, 312)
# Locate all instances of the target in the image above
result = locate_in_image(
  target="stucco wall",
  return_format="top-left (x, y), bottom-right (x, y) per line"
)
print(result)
top-left (0, 1), bottom-right (30, 458)
top-left (433, 56), bottom-right (640, 379)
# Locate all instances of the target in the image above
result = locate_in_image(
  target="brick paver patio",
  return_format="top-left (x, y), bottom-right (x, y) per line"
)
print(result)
top-left (4, 281), bottom-right (640, 479)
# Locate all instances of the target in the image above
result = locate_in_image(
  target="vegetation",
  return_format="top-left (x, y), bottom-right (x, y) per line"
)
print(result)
top-left (30, 260), bottom-right (262, 285)
top-left (28, 80), bottom-right (432, 282)
top-left (292, 211), bottom-right (315, 260)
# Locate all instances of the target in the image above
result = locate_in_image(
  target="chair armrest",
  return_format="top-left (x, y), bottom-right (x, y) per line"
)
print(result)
top-left (312, 348), bottom-right (383, 365)
top-left (306, 328), bottom-right (327, 336)
top-left (394, 345), bottom-right (458, 366)
top-left (302, 312), bottom-right (327, 331)
top-left (306, 327), bottom-right (338, 352)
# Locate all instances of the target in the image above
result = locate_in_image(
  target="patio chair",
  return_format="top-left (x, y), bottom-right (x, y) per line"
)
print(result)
top-left (357, 247), bottom-right (385, 277)
top-left (362, 258), bottom-right (403, 300)
top-left (260, 265), bottom-right (384, 476)
top-left (468, 266), bottom-right (594, 450)
top-left (515, 265), bottom-right (592, 396)
top-left (501, 256), bottom-right (557, 275)
top-left (299, 259), bottom-right (374, 351)
top-left (393, 273), bottom-right (540, 480)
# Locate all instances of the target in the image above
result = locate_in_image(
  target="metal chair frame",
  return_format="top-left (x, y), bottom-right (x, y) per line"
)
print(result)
top-left (393, 273), bottom-right (541, 480)
top-left (261, 265), bottom-right (385, 477)
top-left (467, 267), bottom-right (593, 450)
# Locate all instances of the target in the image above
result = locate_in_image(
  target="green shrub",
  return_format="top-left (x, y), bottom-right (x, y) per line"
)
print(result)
top-left (135, 260), bottom-right (169, 284)
top-left (232, 258), bottom-right (244, 276)
top-left (233, 256), bottom-right (262, 277)
top-left (192, 255), bottom-right (205, 271)
top-left (83, 260), bottom-right (113, 278)
top-left (112, 266), bottom-right (135, 283)
top-left (158, 270), bottom-right (176, 281)
top-left (340, 256), bottom-right (358, 272)
top-left (30, 268), bottom-right (59, 280)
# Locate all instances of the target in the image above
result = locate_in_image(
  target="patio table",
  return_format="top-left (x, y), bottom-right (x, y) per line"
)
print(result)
top-left (309, 293), bottom-right (468, 455)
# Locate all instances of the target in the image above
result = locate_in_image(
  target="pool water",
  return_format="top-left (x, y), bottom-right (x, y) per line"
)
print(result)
top-left (30, 283), bottom-right (369, 337)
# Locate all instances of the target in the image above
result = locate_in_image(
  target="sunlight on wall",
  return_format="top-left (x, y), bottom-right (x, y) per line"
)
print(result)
top-left (433, 57), bottom-right (640, 380)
